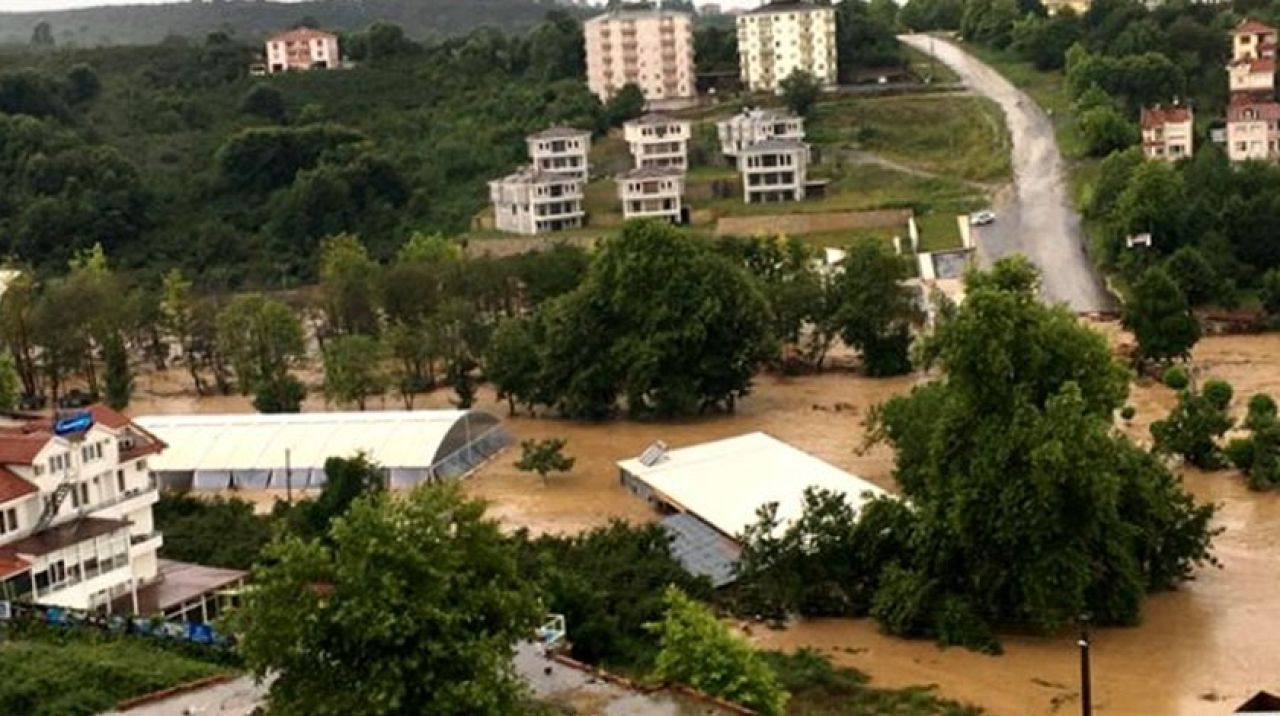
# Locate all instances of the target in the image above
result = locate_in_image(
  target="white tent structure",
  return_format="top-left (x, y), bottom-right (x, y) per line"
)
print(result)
top-left (135, 410), bottom-right (508, 491)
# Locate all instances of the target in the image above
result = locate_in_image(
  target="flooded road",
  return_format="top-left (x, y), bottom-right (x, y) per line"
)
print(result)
top-left (127, 330), bottom-right (1280, 715)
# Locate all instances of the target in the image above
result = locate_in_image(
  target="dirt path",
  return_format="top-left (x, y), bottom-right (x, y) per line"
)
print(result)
top-left (898, 34), bottom-right (1113, 313)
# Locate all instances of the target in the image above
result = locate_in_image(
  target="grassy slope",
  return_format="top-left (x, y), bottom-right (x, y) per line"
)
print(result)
top-left (0, 634), bottom-right (231, 716)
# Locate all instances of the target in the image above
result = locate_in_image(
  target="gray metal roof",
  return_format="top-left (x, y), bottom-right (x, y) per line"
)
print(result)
top-left (527, 126), bottom-right (592, 140)
top-left (491, 165), bottom-right (582, 186)
top-left (618, 166), bottom-right (685, 180)
top-left (661, 513), bottom-right (741, 588)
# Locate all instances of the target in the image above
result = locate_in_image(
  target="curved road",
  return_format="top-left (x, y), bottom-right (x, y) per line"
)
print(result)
top-left (900, 34), bottom-right (1114, 313)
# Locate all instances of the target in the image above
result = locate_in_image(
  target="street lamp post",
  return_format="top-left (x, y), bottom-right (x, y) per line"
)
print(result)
top-left (1078, 613), bottom-right (1092, 716)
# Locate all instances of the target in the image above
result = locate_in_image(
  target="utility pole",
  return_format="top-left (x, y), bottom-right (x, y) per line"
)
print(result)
top-left (285, 448), bottom-right (292, 504)
top-left (1078, 613), bottom-right (1092, 716)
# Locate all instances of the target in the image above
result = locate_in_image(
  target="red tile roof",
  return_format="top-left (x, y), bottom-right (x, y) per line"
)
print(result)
top-left (0, 466), bottom-right (35, 505)
top-left (267, 27), bottom-right (337, 43)
top-left (1, 516), bottom-right (131, 558)
top-left (1141, 104), bottom-right (1192, 129)
top-left (0, 553), bottom-right (30, 579)
top-left (1235, 19), bottom-right (1277, 35)
top-left (0, 404), bottom-right (164, 467)
top-left (0, 432), bottom-right (49, 465)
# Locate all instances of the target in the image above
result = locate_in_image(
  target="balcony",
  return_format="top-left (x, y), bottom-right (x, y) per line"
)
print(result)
top-left (130, 531), bottom-right (164, 558)
top-left (91, 479), bottom-right (159, 521)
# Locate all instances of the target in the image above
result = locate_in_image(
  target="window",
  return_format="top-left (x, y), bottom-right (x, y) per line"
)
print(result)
top-left (0, 508), bottom-right (16, 535)
top-left (116, 470), bottom-right (126, 493)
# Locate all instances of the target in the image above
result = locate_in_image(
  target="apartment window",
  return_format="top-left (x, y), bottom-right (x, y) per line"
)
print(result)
top-left (116, 469), bottom-right (126, 493)
top-left (33, 464), bottom-right (43, 477)
top-left (137, 459), bottom-right (148, 471)
top-left (0, 508), bottom-right (16, 535)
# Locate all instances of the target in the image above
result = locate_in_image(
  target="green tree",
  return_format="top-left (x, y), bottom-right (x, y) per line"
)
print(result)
top-left (232, 484), bottom-right (541, 716)
top-left (253, 374), bottom-right (306, 414)
top-left (649, 586), bottom-right (789, 716)
top-left (323, 334), bottom-right (385, 410)
top-left (154, 493), bottom-right (274, 570)
top-left (102, 332), bottom-right (132, 410)
top-left (241, 84), bottom-right (287, 122)
top-left (1152, 379), bottom-right (1234, 469)
top-left (1123, 267), bottom-right (1200, 365)
top-left (0, 353), bottom-right (22, 411)
top-left (318, 233), bottom-right (381, 339)
top-left (64, 64), bottom-right (101, 105)
top-left (216, 294), bottom-right (306, 401)
top-left (1078, 104), bottom-right (1138, 157)
top-left (285, 453), bottom-right (387, 540)
top-left (780, 69), bottom-right (821, 118)
top-left (1260, 268), bottom-right (1280, 316)
top-left (605, 83), bottom-right (645, 127)
top-left (29, 22), bottom-right (54, 47)
top-left (859, 257), bottom-right (1215, 646)
top-left (1164, 245), bottom-right (1227, 308)
top-left (514, 438), bottom-right (575, 486)
top-left (485, 318), bottom-right (540, 415)
top-left (830, 237), bottom-right (920, 376)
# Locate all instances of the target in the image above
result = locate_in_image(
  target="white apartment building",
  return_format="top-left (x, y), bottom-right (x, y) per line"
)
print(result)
top-left (717, 107), bottom-right (805, 158)
top-left (736, 1), bottom-right (838, 93)
top-left (738, 139), bottom-right (810, 203)
top-left (0, 406), bottom-right (166, 613)
top-left (527, 127), bottom-right (592, 181)
top-left (623, 114), bottom-right (691, 169)
top-left (265, 28), bottom-right (341, 74)
top-left (1140, 104), bottom-right (1194, 162)
top-left (617, 166), bottom-right (685, 223)
top-left (1227, 98), bottom-right (1280, 162)
top-left (584, 9), bottom-right (697, 104)
top-left (489, 166), bottom-right (586, 235)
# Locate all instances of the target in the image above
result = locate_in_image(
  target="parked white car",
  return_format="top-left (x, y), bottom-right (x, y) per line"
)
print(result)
top-left (969, 210), bottom-right (996, 226)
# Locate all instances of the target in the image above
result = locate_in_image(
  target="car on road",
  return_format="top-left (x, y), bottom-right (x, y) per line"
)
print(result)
top-left (969, 210), bottom-right (996, 226)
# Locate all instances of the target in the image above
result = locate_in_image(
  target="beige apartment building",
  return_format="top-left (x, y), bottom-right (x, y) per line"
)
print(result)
top-left (617, 166), bottom-right (685, 223)
top-left (489, 166), bottom-right (585, 235)
top-left (1227, 97), bottom-right (1280, 162)
top-left (584, 9), bottom-right (696, 104)
top-left (736, 1), bottom-right (837, 93)
top-left (738, 139), bottom-right (810, 203)
top-left (623, 114), bottom-right (691, 169)
top-left (717, 107), bottom-right (805, 158)
top-left (1140, 104), bottom-right (1193, 162)
top-left (527, 127), bottom-right (592, 181)
top-left (1232, 19), bottom-right (1277, 62)
top-left (265, 28), bottom-right (340, 74)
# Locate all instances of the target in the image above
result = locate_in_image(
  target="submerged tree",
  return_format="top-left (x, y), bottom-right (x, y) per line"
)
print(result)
top-left (514, 438), bottom-right (575, 486)
top-left (233, 484), bottom-right (541, 716)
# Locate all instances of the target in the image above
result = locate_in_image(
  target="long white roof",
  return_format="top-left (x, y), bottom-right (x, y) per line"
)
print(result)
top-left (618, 432), bottom-right (889, 540)
top-left (135, 410), bottom-right (484, 471)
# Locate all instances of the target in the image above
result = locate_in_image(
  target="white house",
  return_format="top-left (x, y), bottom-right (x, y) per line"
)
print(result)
top-left (489, 166), bottom-right (586, 235)
top-left (622, 114), bottom-right (692, 170)
top-left (527, 127), bottom-right (592, 181)
top-left (265, 28), bottom-right (341, 74)
top-left (0, 406), bottom-right (165, 613)
top-left (617, 166), bottom-right (685, 223)
top-left (717, 107), bottom-right (805, 158)
top-left (738, 138), bottom-right (811, 203)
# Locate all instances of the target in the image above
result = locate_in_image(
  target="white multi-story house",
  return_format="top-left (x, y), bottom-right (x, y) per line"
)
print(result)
top-left (1227, 97), bottom-right (1280, 162)
top-left (584, 8), bottom-right (697, 105)
top-left (527, 127), bottom-right (592, 181)
top-left (489, 166), bottom-right (586, 235)
top-left (265, 28), bottom-right (341, 74)
top-left (0, 406), bottom-right (166, 613)
top-left (717, 107), bottom-right (805, 158)
top-left (623, 114), bottom-right (691, 169)
top-left (736, 0), bottom-right (838, 93)
top-left (738, 138), bottom-right (810, 203)
top-left (1140, 104), bottom-right (1194, 162)
top-left (1232, 19), bottom-right (1277, 63)
top-left (1229, 57), bottom-right (1275, 94)
top-left (617, 166), bottom-right (685, 223)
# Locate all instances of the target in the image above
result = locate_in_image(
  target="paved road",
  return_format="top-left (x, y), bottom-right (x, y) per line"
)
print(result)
top-left (899, 34), bottom-right (1114, 313)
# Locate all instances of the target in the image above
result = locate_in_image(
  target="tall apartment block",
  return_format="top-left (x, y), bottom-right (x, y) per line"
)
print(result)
top-left (584, 9), bottom-right (697, 105)
top-left (736, 1), bottom-right (837, 93)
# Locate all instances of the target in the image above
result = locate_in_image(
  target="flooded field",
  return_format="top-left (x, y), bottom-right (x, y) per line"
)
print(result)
top-left (125, 328), bottom-right (1280, 715)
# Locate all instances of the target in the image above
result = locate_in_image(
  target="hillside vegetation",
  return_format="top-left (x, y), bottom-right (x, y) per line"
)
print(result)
top-left (0, 0), bottom-right (576, 47)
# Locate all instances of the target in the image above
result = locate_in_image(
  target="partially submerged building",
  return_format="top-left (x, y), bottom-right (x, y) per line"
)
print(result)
top-left (527, 127), bottom-right (592, 181)
top-left (489, 166), bottom-right (586, 235)
top-left (0, 406), bottom-right (166, 612)
top-left (623, 114), bottom-right (692, 169)
top-left (738, 138), bottom-right (811, 203)
top-left (135, 410), bottom-right (508, 491)
top-left (617, 166), bottom-right (685, 223)
top-left (618, 432), bottom-right (888, 586)
top-left (717, 107), bottom-right (805, 158)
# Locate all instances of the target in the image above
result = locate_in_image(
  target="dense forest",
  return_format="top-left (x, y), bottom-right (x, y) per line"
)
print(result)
top-left (0, 0), bottom-right (582, 47)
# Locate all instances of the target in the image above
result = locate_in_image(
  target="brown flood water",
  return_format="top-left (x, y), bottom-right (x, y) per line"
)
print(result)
top-left (126, 329), bottom-right (1280, 715)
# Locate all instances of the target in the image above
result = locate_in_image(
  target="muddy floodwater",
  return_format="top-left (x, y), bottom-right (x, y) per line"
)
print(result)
top-left (126, 328), bottom-right (1280, 715)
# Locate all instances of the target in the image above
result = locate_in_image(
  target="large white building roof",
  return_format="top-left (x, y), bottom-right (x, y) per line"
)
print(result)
top-left (135, 410), bottom-right (502, 473)
top-left (618, 432), bottom-right (889, 540)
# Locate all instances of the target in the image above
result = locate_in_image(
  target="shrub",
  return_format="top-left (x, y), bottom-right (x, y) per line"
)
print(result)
top-left (1203, 379), bottom-right (1233, 411)
top-left (1120, 405), bottom-right (1136, 421)
top-left (1163, 365), bottom-right (1189, 390)
top-left (1225, 438), bottom-right (1256, 472)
